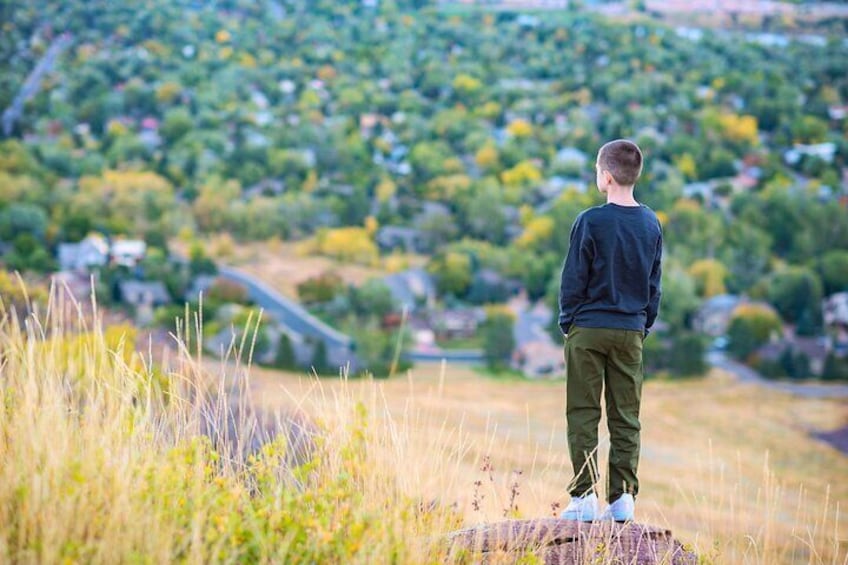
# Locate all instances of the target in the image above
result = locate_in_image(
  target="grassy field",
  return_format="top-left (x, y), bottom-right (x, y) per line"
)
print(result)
top-left (247, 362), bottom-right (848, 563)
top-left (175, 235), bottom-right (424, 299)
top-left (1, 291), bottom-right (846, 563)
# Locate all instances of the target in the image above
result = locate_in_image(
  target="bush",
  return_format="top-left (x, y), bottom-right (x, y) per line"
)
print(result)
top-left (297, 272), bottom-right (345, 304)
top-left (727, 304), bottom-right (782, 360)
top-left (667, 332), bottom-right (708, 377)
top-left (822, 353), bottom-right (848, 381)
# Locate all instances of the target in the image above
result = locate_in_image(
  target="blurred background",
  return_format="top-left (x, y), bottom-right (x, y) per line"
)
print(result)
top-left (1, 0), bottom-right (847, 560)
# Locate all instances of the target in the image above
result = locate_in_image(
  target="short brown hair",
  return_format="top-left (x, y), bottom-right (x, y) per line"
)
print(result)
top-left (597, 139), bottom-right (643, 186)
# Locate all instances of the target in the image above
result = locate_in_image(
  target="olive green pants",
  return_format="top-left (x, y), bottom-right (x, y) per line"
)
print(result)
top-left (565, 326), bottom-right (644, 504)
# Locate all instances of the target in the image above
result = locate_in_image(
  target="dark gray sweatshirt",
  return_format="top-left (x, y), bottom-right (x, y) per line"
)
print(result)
top-left (558, 202), bottom-right (662, 335)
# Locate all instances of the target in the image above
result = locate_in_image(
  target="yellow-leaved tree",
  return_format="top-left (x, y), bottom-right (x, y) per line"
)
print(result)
top-left (688, 258), bottom-right (729, 298)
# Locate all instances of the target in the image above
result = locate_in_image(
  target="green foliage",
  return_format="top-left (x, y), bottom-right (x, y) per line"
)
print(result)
top-left (274, 332), bottom-right (297, 370)
top-left (482, 309), bottom-right (515, 371)
top-left (349, 279), bottom-right (396, 319)
top-left (822, 353), bottom-right (848, 382)
top-left (727, 304), bottom-right (783, 360)
top-left (160, 107), bottom-right (193, 144)
top-left (311, 340), bottom-right (331, 375)
top-left (0, 202), bottom-right (48, 241)
top-left (2, 0), bottom-right (848, 384)
top-left (427, 251), bottom-right (473, 297)
top-left (206, 278), bottom-right (249, 306)
top-left (188, 242), bottom-right (218, 276)
top-left (667, 333), bottom-right (708, 377)
top-left (766, 267), bottom-right (823, 335)
top-left (297, 272), bottom-right (345, 304)
top-left (818, 251), bottom-right (848, 295)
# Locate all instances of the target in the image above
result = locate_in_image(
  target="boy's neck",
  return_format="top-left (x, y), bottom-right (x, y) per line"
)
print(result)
top-left (606, 185), bottom-right (639, 207)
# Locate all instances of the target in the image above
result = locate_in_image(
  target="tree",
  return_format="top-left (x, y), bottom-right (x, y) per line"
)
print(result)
top-left (349, 279), bottom-right (396, 319)
top-left (658, 263), bottom-right (700, 332)
top-left (822, 353), bottom-right (848, 382)
top-left (189, 242), bottom-right (218, 277)
top-left (297, 272), bottom-right (345, 304)
top-left (727, 304), bottom-right (782, 360)
top-left (482, 308), bottom-right (515, 371)
top-left (767, 267), bottom-right (823, 335)
top-left (427, 251), bottom-right (472, 297)
top-left (665, 199), bottom-right (722, 263)
top-left (721, 222), bottom-right (772, 294)
top-left (688, 258), bottom-right (729, 298)
top-left (667, 333), bottom-right (707, 377)
top-left (310, 340), bottom-right (330, 375)
top-left (274, 332), bottom-right (297, 370)
top-left (161, 107), bottom-right (193, 144)
top-left (818, 250), bottom-right (848, 295)
top-left (0, 203), bottom-right (48, 241)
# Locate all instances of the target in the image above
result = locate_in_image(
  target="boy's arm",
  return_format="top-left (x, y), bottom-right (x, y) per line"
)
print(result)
top-left (645, 227), bottom-right (663, 335)
top-left (558, 216), bottom-right (592, 335)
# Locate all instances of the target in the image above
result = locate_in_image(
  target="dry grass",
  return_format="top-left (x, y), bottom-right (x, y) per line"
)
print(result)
top-left (1, 283), bottom-right (846, 563)
top-left (248, 362), bottom-right (848, 564)
top-left (173, 235), bottom-right (425, 299)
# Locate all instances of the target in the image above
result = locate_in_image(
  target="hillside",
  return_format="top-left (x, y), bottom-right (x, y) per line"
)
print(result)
top-left (0, 294), bottom-right (845, 563)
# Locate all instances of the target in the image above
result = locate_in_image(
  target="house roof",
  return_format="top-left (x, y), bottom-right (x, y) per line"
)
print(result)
top-left (382, 268), bottom-right (436, 311)
top-left (119, 280), bottom-right (171, 305)
top-left (824, 292), bottom-right (848, 326)
top-left (112, 239), bottom-right (146, 256)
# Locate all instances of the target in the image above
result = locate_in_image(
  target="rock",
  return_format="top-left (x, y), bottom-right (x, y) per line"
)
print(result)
top-left (447, 518), bottom-right (697, 564)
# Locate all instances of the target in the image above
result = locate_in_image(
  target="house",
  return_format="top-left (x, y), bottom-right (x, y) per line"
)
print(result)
top-left (382, 269), bottom-right (436, 312)
top-left (692, 294), bottom-right (743, 337)
top-left (119, 280), bottom-right (171, 307)
top-left (184, 274), bottom-right (217, 302)
top-left (682, 181), bottom-right (714, 201)
top-left (57, 234), bottom-right (109, 272)
top-left (111, 239), bottom-right (147, 268)
top-left (784, 142), bottom-right (837, 165)
top-left (407, 315), bottom-right (436, 349)
top-left (512, 341), bottom-right (565, 379)
top-left (51, 270), bottom-right (95, 303)
top-left (430, 308), bottom-right (484, 341)
top-left (119, 279), bottom-right (170, 326)
top-left (554, 147), bottom-right (589, 170)
top-left (756, 336), bottom-right (829, 376)
top-left (376, 226), bottom-right (424, 254)
top-left (537, 176), bottom-right (588, 203)
top-left (828, 105), bottom-right (848, 121)
top-left (467, 269), bottom-right (522, 305)
top-left (823, 292), bottom-right (848, 353)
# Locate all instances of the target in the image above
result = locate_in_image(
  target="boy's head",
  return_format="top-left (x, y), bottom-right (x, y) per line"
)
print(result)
top-left (595, 140), bottom-right (643, 192)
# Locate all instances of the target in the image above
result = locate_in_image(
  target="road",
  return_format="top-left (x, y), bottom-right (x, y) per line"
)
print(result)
top-left (2, 33), bottom-right (73, 137)
top-left (707, 351), bottom-right (848, 399)
top-left (217, 266), bottom-right (356, 368)
top-left (213, 265), bottom-right (848, 398)
top-left (405, 349), bottom-right (484, 364)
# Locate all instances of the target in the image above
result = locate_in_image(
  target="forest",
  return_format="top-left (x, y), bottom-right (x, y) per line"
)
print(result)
top-left (1, 0), bottom-right (847, 379)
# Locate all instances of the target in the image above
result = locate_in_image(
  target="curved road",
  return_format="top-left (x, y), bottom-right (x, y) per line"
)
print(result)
top-left (218, 266), bottom-right (352, 349)
top-left (217, 266), bottom-right (356, 369)
top-left (707, 351), bottom-right (848, 399)
top-left (214, 265), bottom-right (848, 399)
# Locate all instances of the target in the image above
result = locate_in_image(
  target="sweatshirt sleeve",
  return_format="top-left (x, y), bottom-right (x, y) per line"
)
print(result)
top-left (645, 224), bottom-right (663, 333)
top-left (558, 215), bottom-right (593, 334)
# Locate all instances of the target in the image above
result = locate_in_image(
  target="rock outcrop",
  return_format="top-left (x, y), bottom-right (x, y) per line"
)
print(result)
top-left (447, 518), bottom-right (697, 564)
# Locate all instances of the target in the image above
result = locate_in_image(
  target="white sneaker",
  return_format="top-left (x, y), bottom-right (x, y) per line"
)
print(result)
top-left (559, 493), bottom-right (598, 522)
top-left (599, 493), bottom-right (634, 522)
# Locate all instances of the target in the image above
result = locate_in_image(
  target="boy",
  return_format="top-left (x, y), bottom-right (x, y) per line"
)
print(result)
top-left (558, 139), bottom-right (662, 522)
